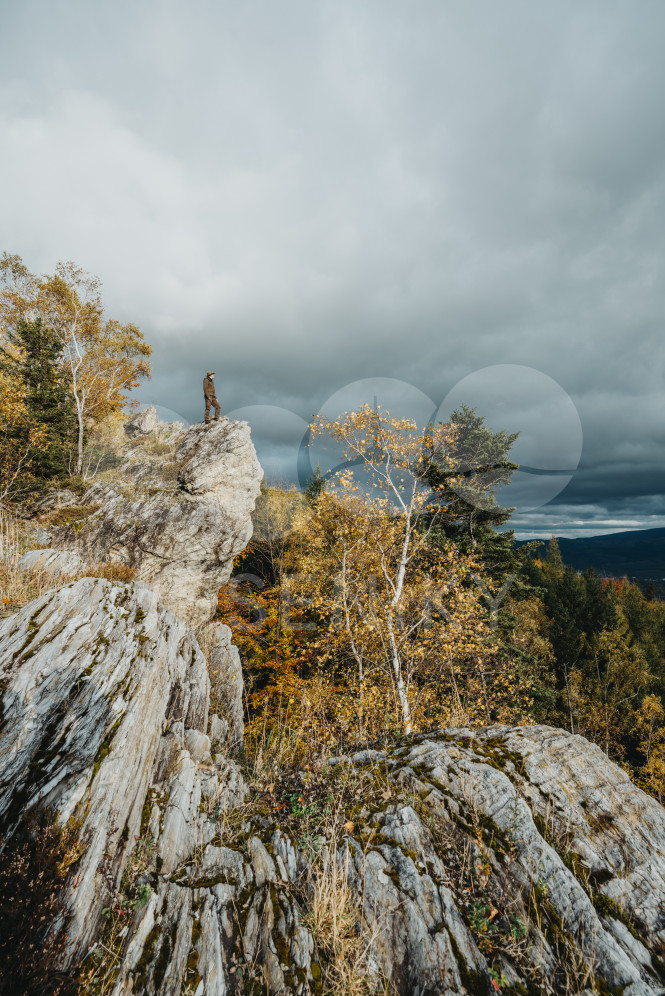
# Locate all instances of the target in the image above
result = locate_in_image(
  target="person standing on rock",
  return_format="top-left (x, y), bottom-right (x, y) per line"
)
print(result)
top-left (203, 370), bottom-right (221, 423)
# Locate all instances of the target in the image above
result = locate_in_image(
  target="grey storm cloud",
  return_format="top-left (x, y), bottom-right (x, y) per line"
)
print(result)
top-left (2, 0), bottom-right (665, 536)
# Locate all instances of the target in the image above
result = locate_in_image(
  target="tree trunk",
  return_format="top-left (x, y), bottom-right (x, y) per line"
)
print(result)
top-left (395, 669), bottom-right (412, 734)
top-left (387, 611), bottom-right (412, 733)
top-left (76, 406), bottom-right (84, 476)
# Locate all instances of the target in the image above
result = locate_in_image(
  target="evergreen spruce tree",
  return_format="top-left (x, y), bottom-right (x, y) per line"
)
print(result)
top-left (425, 404), bottom-right (519, 547)
top-left (304, 464), bottom-right (326, 505)
top-left (544, 535), bottom-right (564, 573)
top-left (580, 567), bottom-right (617, 638)
top-left (1, 318), bottom-right (77, 480)
top-left (423, 404), bottom-right (526, 586)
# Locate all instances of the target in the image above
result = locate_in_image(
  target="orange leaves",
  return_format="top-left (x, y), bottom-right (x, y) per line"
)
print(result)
top-left (221, 466), bottom-right (531, 748)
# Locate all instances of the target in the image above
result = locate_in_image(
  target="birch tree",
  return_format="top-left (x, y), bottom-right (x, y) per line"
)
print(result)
top-left (1, 254), bottom-right (151, 475)
top-left (295, 406), bottom-right (496, 733)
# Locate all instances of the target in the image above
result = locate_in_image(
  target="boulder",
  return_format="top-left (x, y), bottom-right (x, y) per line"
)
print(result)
top-left (125, 405), bottom-right (159, 438)
top-left (19, 548), bottom-right (85, 576)
top-left (52, 418), bottom-right (263, 628)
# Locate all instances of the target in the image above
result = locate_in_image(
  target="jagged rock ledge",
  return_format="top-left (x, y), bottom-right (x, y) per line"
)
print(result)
top-left (3, 576), bottom-right (665, 994)
top-left (42, 416), bottom-right (264, 628)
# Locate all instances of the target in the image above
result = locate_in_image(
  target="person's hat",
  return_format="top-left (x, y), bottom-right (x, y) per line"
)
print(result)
top-left (206, 370), bottom-right (215, 376)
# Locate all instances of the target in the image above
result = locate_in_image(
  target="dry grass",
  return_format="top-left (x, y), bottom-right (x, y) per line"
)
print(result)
top-left (201, 721), bottom-right (394, 994)
top-left (0, 511), bottom-right (54, 618)
top-left (245, 705), bottom-right (318, 780)
top-left (304, 852), bottom-right (381, 996)
top-left (142, 438), bottom-right (174, 457)
top-left (0, 509), bottom-right (136, 621)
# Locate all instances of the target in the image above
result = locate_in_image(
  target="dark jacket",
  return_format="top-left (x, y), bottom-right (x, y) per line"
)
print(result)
top-left (203, 376), bottom-right (217, 400)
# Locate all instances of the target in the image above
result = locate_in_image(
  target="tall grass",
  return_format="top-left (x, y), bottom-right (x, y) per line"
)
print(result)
top-left (0, 511), bottom-right (54, 618)
top-left (0, 509), bottom-right (136, 621)
top-left (305, 851), bottom-right (382, 996)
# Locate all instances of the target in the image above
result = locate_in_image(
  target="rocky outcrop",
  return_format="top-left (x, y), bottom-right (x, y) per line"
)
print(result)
top-left (0, 579), bottom-right (255, 975)
top-left (51, 417), bottom-right (263, 628)
top-left (125, 406), bottom-right (160, 438)
top-left (0, 578), bottom-right (212, 961)
top-left (4, 573), bottom-right (665, 996)
top-left (103, 724), bottom-right (665, 996)
top-left (332, 728), bottom-right (665, 995)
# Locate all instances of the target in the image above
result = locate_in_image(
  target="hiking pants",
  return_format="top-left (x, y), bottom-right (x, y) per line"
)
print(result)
top-left (204, 397), bottom-right (221, 421)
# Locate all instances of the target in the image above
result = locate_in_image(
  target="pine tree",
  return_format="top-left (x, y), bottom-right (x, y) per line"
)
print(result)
top-left (544, 536), bottom-right (564, 574)
top-left (304, 464), bottom-right (326, 505)
top-left (425, 404), bottom-right (519, 547)
top-left (1, 318), bottom-right (77, 480)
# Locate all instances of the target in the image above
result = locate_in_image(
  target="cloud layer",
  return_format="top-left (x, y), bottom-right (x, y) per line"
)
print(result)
top-left (2, 1), bottom-right (665, 536)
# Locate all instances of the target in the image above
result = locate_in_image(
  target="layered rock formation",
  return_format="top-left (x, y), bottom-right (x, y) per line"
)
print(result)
top-left (3, 576), bottom-right (665, 995)
top-left (0, 578), bottom-right (210, 961)
top-left (333, 729), bottom-right (665, 995)
top-left (49, 417), bottom-right (262, 627)
top-left (5, 413), bottom-right (665, 994)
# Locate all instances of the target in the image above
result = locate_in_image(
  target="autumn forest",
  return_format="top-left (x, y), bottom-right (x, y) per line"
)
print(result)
top-left (3, 253), bottom-right (665, 809)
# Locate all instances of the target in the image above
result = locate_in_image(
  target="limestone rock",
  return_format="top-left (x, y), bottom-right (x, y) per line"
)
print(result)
top-left (19, 548), bottom-right (85, 576)
top-left (156, 419), bottom-right (185, 440)
top-left (125, 405), bottom-right (159, 437)
top-left (6, 577), bottom-right (665, 994)
top-left (209, 712), bottom-right (229, 746)
top-left (27, 525), bottom-right (53, 546)
top-left (52, 418), bottom-right (263, 627)
top-left (207, 622), bottom-right (244, 747)
top-left (176, 420), bottom-right (261, 522)
top-left (0, 578), bottom-right (211, 963)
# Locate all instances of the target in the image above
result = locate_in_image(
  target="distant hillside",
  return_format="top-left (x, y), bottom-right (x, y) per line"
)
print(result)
top-left (517, 526), bottom-right (665, 582)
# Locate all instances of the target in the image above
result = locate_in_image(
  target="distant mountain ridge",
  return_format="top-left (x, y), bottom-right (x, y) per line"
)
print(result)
top-left (516, 526), bottom-right (665, 581)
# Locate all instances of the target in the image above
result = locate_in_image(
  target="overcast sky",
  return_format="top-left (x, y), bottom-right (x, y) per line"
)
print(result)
top-left (2, 1), bottom-right (665, 538)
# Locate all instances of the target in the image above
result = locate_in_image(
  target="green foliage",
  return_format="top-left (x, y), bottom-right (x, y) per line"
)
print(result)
top-left (1, 317), bottom-right (78, 482)
top-left (426, 403), bottom-right (519, 544)
top-left (522, 549), bottom-right (665, 774)
top-left (289, 792), bottom-right (319, 818)
top-left (305, 464), bottom-right (326, 504)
